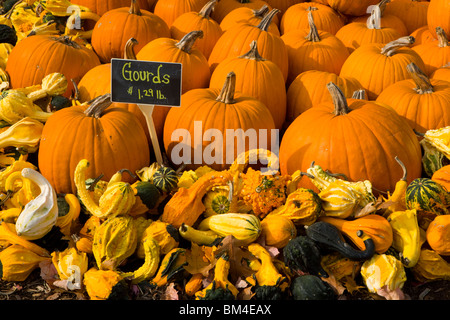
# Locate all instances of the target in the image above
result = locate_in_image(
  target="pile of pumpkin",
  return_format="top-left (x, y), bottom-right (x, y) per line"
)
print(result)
top-left (0, 0), bottom-right (449, 300)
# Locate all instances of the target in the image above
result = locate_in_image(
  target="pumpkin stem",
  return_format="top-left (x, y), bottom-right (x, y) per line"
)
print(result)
top-left (306, 6), bottom-right (318, 12)
top-left (216, 72), bottom-right (236, 104)
top-left (305, 11), bottom-right (320, 42)
top-left (327, 82), bottom-right (350, 116)
top-left (252, 4), bottom-right (270, 19)
top-left (175, 30), bottom-right (203, 54)
top-left (238, 40), bottom-right (265, 60)
top-left (380, 36), bottom-right (415, 56)
top-left (436, 27), bottom-right (449, 48)
top-left (352, 89), bottom-right (367, 100)
top-left (394, 156), bottom-right (407, 181)
top-left (199, 0), bottom-right (218, 19)
top-left (406, 62), bottom-right (434, 94)
top-left (54, 35), bottom-right (82, 49)
top-left (124, 37), bottom-right (138, 60)
top-left (71, 79), bottom-right (80, 101)
top-left (84, 94), bottom-right (113, 118)
top-left (366, 3), bottom-right (382, 29)
top-left (129, 0), bottom-right (142, 16)
top-left (377, 0), bottom-right (390, 16)
top-left (256, 8), bottom-right (280, 32)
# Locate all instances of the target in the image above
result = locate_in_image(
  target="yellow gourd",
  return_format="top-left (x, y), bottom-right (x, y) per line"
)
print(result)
top-left (136, 220), bottom-right (179, 258)
top-left (83, 267), bottom-right (126, 300)
top-left (412, 249), bottom-right (450, 282)
top-left (0, 244), bottom-right (50, 281)
top-left (0, 221), bottom-right (50, 257)
top-left (260, 215), bottom-right (297, 248)
top-left (55, 193), bottom-right (81, 237)
top-left (121, 237), bottom-right (160, 284)
top-left (0, 90), bottom-right (53, 124)
top-left (51, 247), bottom-right (89, 290)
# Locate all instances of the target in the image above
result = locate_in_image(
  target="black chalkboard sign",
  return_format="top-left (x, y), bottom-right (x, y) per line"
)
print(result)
top-left (110, 58), bottom-right (182, 107)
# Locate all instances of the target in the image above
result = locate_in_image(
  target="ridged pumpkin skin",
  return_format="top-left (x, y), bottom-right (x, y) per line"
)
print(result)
top-left (208, 9), bottom-right (288, 82)
top-left (38, 97), bottom-right (150, 194)
top-left (5, 35), bottom-right (100, 97)
top-left (405, 178), bottom-right (450, 215)
top-left (70, 0), bottom-right (153, 15)
top-left (136, 31), bottom-right (211, 94)
top-left (154, 0), bottom-right (209, 27)
top-left (210, 0), bottom-right (272, 24)
top-left (91, 1), bottom-right (170, 63)
top-left (339, 37), bottom-right (426, 100)
top-left (427, 0), bottom-right (450, 38)
top-left (280, 2), bottom-right (345, 36)
top-left (219, 5), bottom-right (280, 35)
top-left (279, 83), bottom-right (422, 194)
top-left (209, 40), bottom-right (286, 129)
top-left (326, 0), bottom-right (379, 16)
top-left (384, 0), bottom-right (429, 35)
top-left (412, 27), bottom-right (450, 76)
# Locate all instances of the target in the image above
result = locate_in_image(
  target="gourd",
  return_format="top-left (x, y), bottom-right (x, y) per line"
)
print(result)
top-left (51, 247), bottom-right (89, 290)
top-left (121, 237), bottom-right (160, 284)
top-left (0, 90), bottom-right (53, 124)
top-left (0, 221), bottom-right (50, 257)
top-left (267, 187), bottom-right (322, 226)
top-left (0, 244), bottom-right (50, 282)
top-left (412, 249), bottom-right (450, 282)
top-left (405, 178), bottom-right (449, 215)
top-left (283, 235), bottom-right (328, 278)
top-left (92, 215), bottom-right (138, 270)
top-left (245, 243), bottom-right (289, 300)
top-left (305, 221), bottom-right (376, 261)
top-left (317, 180), bottom-right (361, 219)
top-left (320, 215), bottom-right (393, 254)
top-left (426, 215), bottom-right (450, 256)
top-left (132, 180), bottom-right (160, 210)
top-left (150, 248), bottom-right (187, 287)
top-left (384, 156), bottom-right (408, 214)
top-left (185, 273), bottom-right (204, 296)
top-left (195, 253), bottom-right (239, 300)
top-left (15, 168), bottom-right (59, 241)
top-left (2, 169), bottom-right (40, 210)
top-left (0, 24), bottom-right (17, 45)
top-left (137, 220), bottom-right (179, 257)
top-left (161, 170), bottom-right (234, 228)
top-left (83, 267), bottom-right (129, 300)
top-left (179, 223), bottom-right (223, 246)
top-left (360, 253), bottom-right (407, 300)
top-left (419, 125), bottom-right (450, 177)
top-left (0, 117), bottom-right (44, 153)
top-left (260, 215), bottom-right (297, 248)
top-left (202, 185), bottom-right (232, 217)
top-left (55, 193), bottom-right (81, 237)
top-left (387, 209), bottom-right (421, 267)
top-left (290, 275), bottom-right (336, 300)
top-left (152, 166), bottom-right (179, 193)
top-left (74, 159), bottom-right (136, 219)
top-left (198, 213), bottom-right (262, 245)
top-left (432, 165), bottom-right (450, 190)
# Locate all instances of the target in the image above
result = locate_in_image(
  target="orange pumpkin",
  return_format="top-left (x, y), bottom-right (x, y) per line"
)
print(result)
top-left (339, 36), bottom-right (426, 100)
top-left (279, 82), bottom-right (422, 194)
top-left (208, 8), bottom-right (288, 81)
top-left (326, 0), bottom-right (379, 16)
top-left (432, 165), bottom-right (450, 190)
top-left (210, 40), bottom-right (286, 129)
top-left (153, 0), bottom-right (209, 27)
top-left (219, 4), bottom-right (280, 35)
top-left (376, 62), bottom-right (450, 132)
top-left (265, 0), bottom-right (311, 15)
top-left (410, 26), bottom-right (437, 47)
top-left (286, 70), bottom-right (362, 122)
top-left (384, 0), bottom-right (429, 35)
top-left (170, 0), bottom-right (223, 60)
top-left (430, 65), bottom-right (450, 81)
top-left (351, 0), bottom-right (408, 37)
top-left (335, 5), bottom-right (402, 54)
top-left (163, 72), bottom-right (275, 171)
top-left (281, 11), bottom-right (349, 84)
top-left (211, 0), bottom-right (274, 24)
top-left (5, 35), bottom-right (100, 97)
top-left (280, 2), bottom-right (345, 36)
top-left (412, 27), bottom-right (450, 76)
top-left (38, 94), bottom-right (150, 194)
top-left (137, 31), bottom-right (211, 94)
top-left (427, 0), bottom-right (450, 38)
top-left (91, 0), bottom-right (170, 63)
top-left (70, 0), bottom-right (153, 16)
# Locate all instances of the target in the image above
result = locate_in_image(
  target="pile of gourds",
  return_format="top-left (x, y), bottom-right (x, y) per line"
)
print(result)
top-left (0, 0), bottom-right (449, 301)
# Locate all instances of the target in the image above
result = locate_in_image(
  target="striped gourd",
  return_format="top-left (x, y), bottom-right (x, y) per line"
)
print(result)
top-left (406, 178), bottom-right (450, 215)
top-left (152, 166), bottom-right (178, 193)
top-left (318, 180), bottom-right (359, 219)
top-left (198, 213), bottom-right (261, 245)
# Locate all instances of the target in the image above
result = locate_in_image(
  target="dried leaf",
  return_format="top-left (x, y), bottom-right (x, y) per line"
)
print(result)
top-left (322, 274), bottom-right (346, 295)
top-left (376, 286), bottom-right (406, 300)
top-left (184, 243), bottom-right (216, 277)
top-left (164, 283), bottom-right (179, 300)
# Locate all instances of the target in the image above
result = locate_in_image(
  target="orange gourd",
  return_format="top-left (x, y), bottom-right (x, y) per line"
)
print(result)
top-left (91, 0), bottom-right (170, 63)
top-left (38, 94), bottom-right (150, 194)
top-left (279, 82), bottom-right (422, 194)
top-left (376, 62), bottom-right (450, 132)
top-left (426, 215), bottom-right (450, 256)
top-left (260, 215), bottom-right (297, 248)
top-left (280, 2), bottom-right (345, 36)
top-left (209, 40), bottom-right (286, 129)
top-left (170, 0), bottom-right (223, 60)
top-left (432, 165), bottom-right (450, 190)
top-left (320, 215), bottom-right (393, 254)
top-left (281, 11), bottom-right (349, 84)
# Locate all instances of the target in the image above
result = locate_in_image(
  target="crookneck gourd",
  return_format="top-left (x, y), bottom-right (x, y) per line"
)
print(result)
top-left (15, 168), bottom-right (59, 240)
top-left (92, 215), bottom-right (138, 270)
top-left (305, 221), bottom-right (376, 260)
top-left (74, 159), bottom-right (136, 219)
top-left (2, 169), bottom-right (40, 209)
top-left (0, 89), bottom-right (53, 124)
top-left (0, 117), bottom-right (44, 153)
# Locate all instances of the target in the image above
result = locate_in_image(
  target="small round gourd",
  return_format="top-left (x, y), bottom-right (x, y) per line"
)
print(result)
top-left (152, 166), bottom-right (179, 193)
